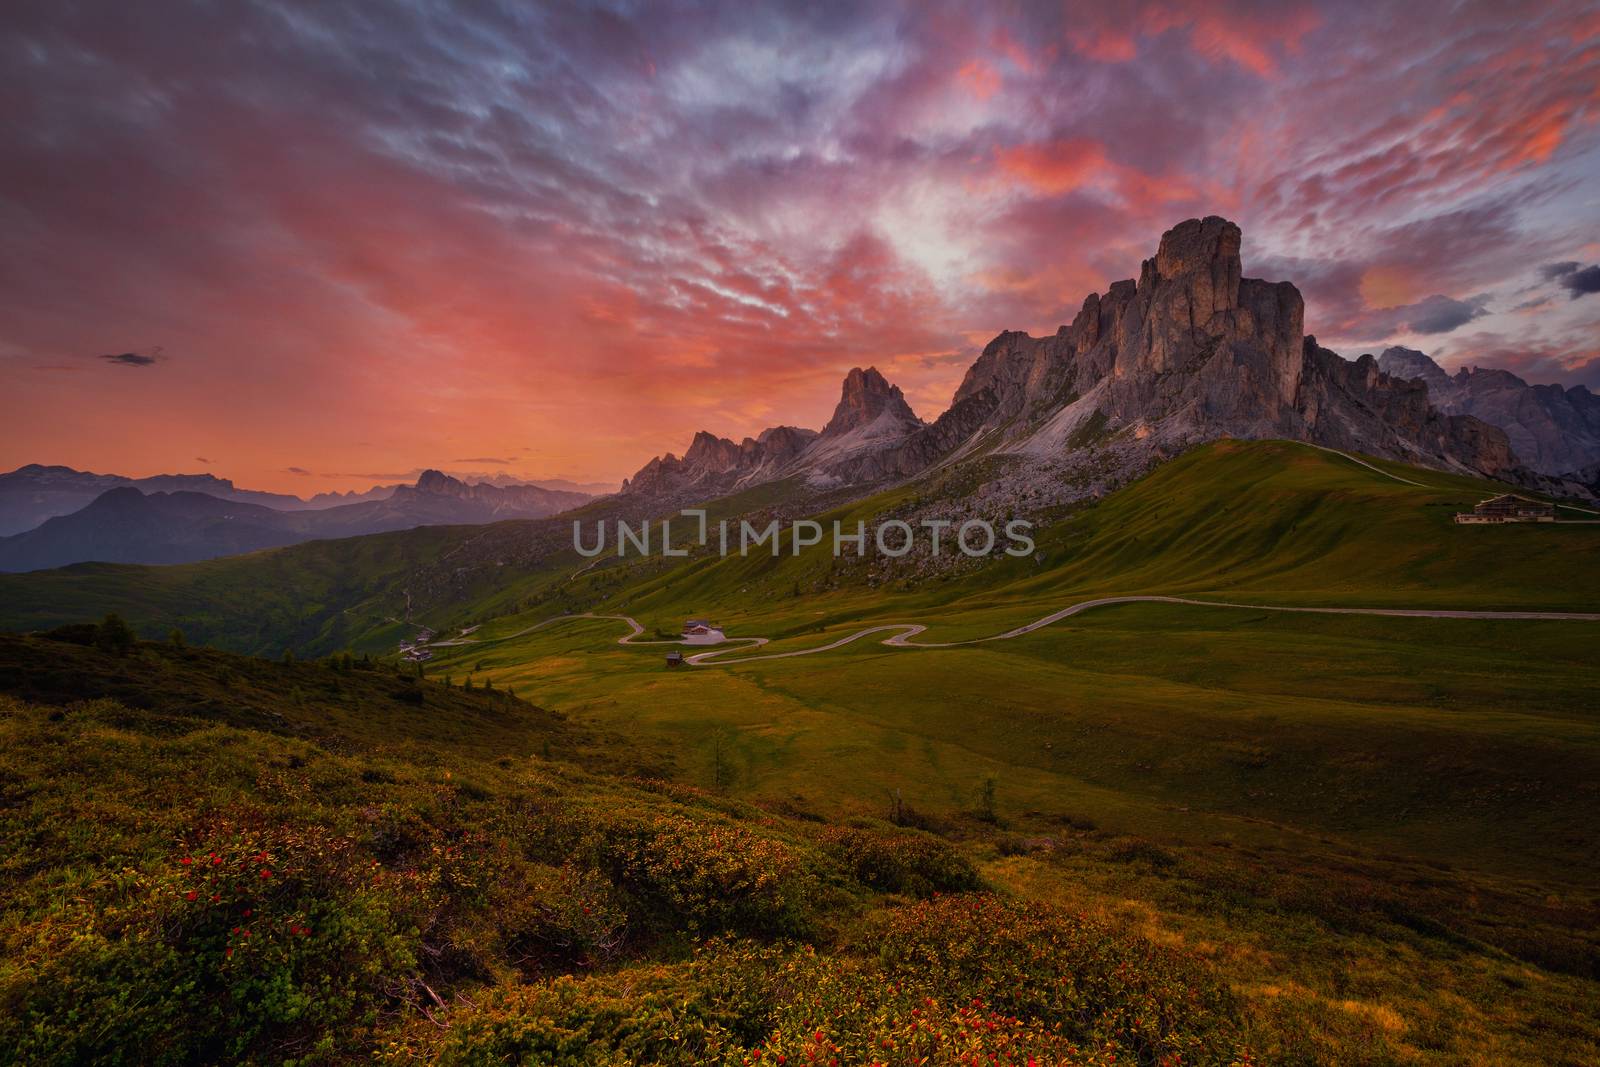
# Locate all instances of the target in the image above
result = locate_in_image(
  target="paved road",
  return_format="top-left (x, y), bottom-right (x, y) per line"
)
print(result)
top-left (501, 597), bottom-right (1600, 668)
top-left (450, 447), bottom-right (1598, 665)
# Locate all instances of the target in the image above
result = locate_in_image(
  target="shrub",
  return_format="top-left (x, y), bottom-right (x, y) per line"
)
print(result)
top-left (1, 819), bottom-right (427, 1065)
top-left (584, 812), bottom-right (810, 938)
top-left (820, 826), bottom-right (982, 897)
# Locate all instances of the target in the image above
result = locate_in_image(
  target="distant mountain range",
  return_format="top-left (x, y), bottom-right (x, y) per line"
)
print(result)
top-left (8, 216), bottom-right (1595, 576)
top-left (1374, 348), bottom-right (1600, 477)
top-left (0, 470), bottom-right (591, 572)
top-left (0, 464), bottom-right (349, 536)
top-left (620, 217), bottom-right (1595, 507)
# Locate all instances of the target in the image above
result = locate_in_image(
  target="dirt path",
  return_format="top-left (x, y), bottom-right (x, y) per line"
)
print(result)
top-left (500, 596), bottom-right (1600, 668)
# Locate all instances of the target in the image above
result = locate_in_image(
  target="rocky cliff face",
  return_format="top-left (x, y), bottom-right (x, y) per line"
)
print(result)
top-left (1375, 348), bottom-right (1600, 475)
top-left (848, 216), bottom-right (1517, 481)
top-left (821, 367), bottom-right (920, 437)
top-left (621, 426), bottom-right (819, 497)
top-left (623, 217), bottom-right (1570, 505)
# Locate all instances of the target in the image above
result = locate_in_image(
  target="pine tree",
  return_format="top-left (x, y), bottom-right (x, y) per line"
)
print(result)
top-left (96, 614), bottom-right (135, 656)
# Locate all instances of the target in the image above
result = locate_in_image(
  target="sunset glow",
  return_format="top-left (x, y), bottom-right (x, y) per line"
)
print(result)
top-left (3, 0), bottom-right (1598, 492)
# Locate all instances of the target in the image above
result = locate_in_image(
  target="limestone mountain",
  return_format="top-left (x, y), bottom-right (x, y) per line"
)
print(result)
top-left (1375, 347), bottom-right (1600, 475)
top-left (622, 216), bottom-right (1538, 509)
top-left (621, 426), bottom-right (820, 497)
top-left (851, 216), bottom-right (1517, 482)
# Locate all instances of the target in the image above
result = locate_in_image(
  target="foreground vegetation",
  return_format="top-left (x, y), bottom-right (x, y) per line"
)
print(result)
top-left (2, 625), bottom-right (1598, 1064)
top-left (4, 443), bottom-right (1598, 1062)
top-left (1, 631), bottom-right (1251, 1065)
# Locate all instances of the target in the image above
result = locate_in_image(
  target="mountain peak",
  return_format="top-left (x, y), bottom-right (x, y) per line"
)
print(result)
top-left (1153, 216), bottom-right (1241, 281)
top-left (1376, 347), bottom-right (1450, 390)
top-left (821, 367), bottom-right (919, 438)
top-left (414, 469), bottom-right (464, 495)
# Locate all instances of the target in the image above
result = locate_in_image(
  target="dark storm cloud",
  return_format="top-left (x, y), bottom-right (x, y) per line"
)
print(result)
top-left (1406, 294), bottom-right (1491, 334)
top-left (1561, 265), bottom-right (1600, 298)
top-left (1529, 261), bottom-right (1600, 301)
top-left (100, 351), bottom-right (159, 367)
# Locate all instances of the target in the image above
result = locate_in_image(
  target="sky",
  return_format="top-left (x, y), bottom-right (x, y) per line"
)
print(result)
top-left (2, 0), bottom-right (1598, 494)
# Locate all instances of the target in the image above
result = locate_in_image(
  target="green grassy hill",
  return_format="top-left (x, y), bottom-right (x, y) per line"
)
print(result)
top-left (0, 633), bottom-right (1248, 1066)
top-left (3, 440), bottom-right (1592, 659)
top-left (5, 441), bottom-right (1600, 1062)
top-left (595, 440), bottom-right (1600, 642)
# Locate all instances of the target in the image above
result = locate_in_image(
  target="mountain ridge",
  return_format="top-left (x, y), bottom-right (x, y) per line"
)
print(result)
top-left (621, 216), bottom-right (1548, 507)
top-left (1375, 347), bottom-right (1600, 475)
top-left (0, 470), bottom-right (591, 572)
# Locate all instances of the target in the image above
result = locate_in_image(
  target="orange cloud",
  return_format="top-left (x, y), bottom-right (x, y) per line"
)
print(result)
top-left (1065, 1), bottom-right (1321, 78)
top-left (996, 139), bottom-right (1109, 195)
top-left (1359, 267), bottom-right (1422, 309)
top-left (956, 59), bottom-right (1000, 101)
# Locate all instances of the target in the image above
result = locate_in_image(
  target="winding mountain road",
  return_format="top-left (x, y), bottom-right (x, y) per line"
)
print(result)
top-left (443, 445), bottom-right (1599, 666)
top-left (498, 596), bottom-right (1600, 668)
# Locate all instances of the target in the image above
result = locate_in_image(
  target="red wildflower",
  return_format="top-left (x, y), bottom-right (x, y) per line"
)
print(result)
top-left (185, 890), bottom-right (197, 901)
top-left (179, 857), bottom-right (192, 866)
top-left (260, 868), bottom-right (272, 879)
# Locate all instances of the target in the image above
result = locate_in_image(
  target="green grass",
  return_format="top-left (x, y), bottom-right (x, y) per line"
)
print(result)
top-left (0, 637), bottom-right (1248, 1066)
top-left (595, 440), bottom-right (1600, 644)
top-left (4, 440), bottom-right (1593, 659)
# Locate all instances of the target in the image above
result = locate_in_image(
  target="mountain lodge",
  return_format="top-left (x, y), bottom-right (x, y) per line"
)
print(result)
top-left (1454, 494), bottom-right (1557, 524)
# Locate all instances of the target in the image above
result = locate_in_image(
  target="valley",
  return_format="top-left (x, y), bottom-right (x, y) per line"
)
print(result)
top-left (5, 230), bottom-right (1599, 1065)
top-left (9, 5), bottom-right (1600, 1061)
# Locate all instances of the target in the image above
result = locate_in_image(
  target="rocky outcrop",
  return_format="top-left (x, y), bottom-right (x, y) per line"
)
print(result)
top-left (853, 216), bottom-right (1516, 481)
top-left (1297, 345), bottom-right (1518, 476)
top-left (1376, 348), bottom-right (1600, 475)
top-left (821, 367), bottom-right (920, 437)
top-left (621, 216), bottom-right (1570, 505)
top-left (622, 426), bottom-right (820, 497)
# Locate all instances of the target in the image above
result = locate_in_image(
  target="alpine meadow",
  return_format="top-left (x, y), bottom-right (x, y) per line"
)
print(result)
top-left (3, 3), bottom-right (1600, 1065)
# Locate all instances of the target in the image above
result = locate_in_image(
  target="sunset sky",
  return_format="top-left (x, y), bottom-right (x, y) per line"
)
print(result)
top-left (3, 0), bottom-right (1598, 493)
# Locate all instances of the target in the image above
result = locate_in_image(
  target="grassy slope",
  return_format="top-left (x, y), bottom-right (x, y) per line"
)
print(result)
top-left (415, 441), bottom-right (1599, 881)
top-left (5, 439), bottom-right (1600, 1062)
top-left (2, 636), bottom-right (1596, 1063)
top-left (598, 440), bottom-right (1600, 644)
top-left (3, 439), bottom-right (1592, 658)
top-left (0, 637), bottom-right (1246, 1066)
top-left (397, 440), bottom-right (1600, 1063)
